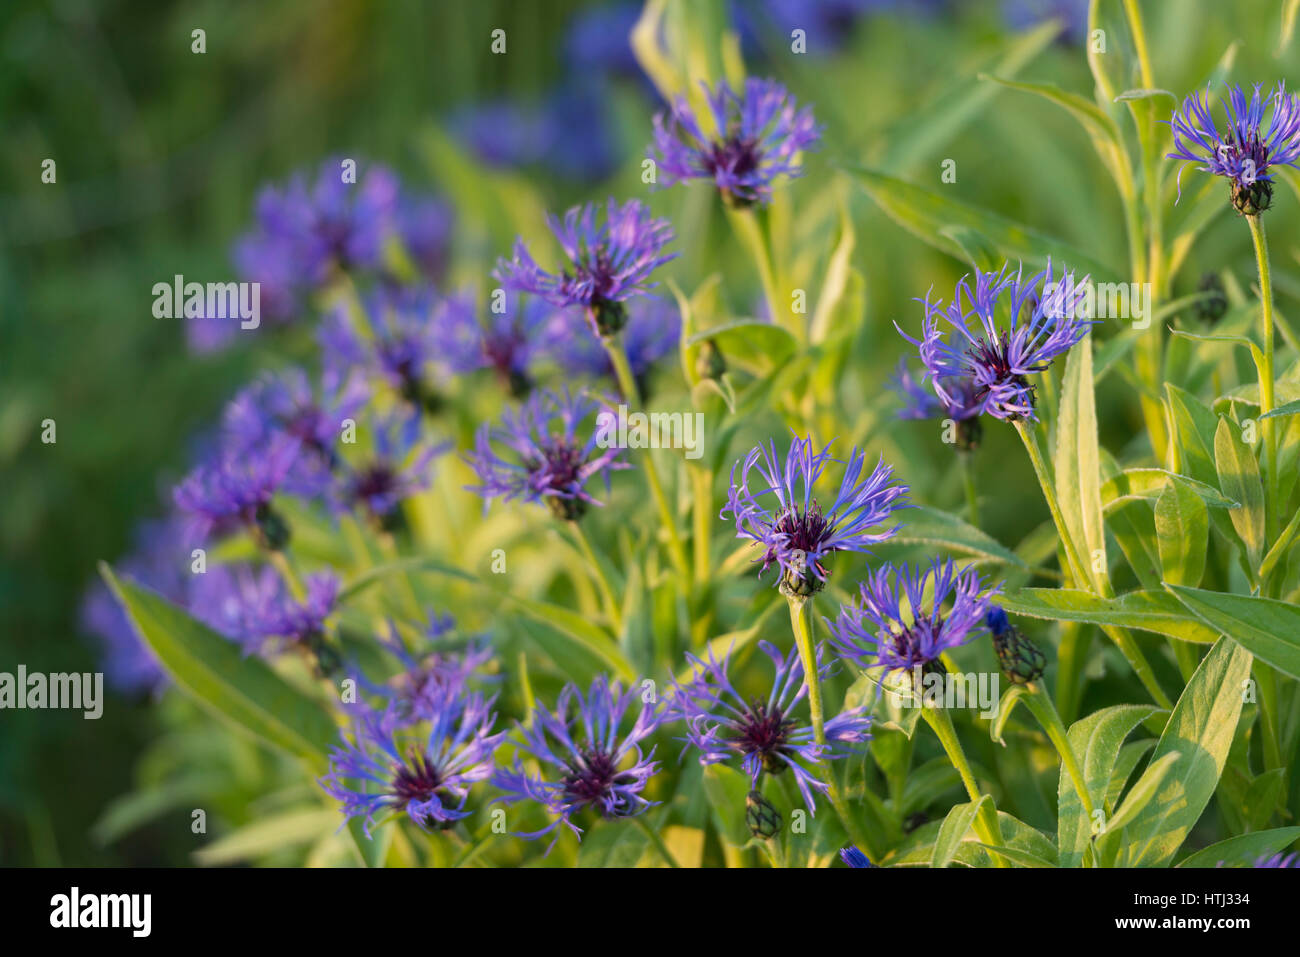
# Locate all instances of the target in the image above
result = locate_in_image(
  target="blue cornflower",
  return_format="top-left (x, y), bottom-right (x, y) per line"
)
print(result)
top-left (494, 199), bottom-right (676, 336)
top-left (491, 676), bottom-right (661, 845)
top-left (650, 77), bottom-right (821, 207)
top-left (1003, 0), bottom-right (1089, 46)
top-left (1254, 852), bottom-right (1299, 868)
top-left (899, 262), bottom-right (1093, 422)
top-left (444, 293), bottom-right (557, 396)
top-left (81, 518), bottom-right (189, 695)
top-left (395, 190), bottom-right (454, 282)
top-left (1169, 83), bottom-right (1300, 214)
top-left (335, 414), bottom-right (448, 523)
top-left (322, 693), bottom-right (505, 836)
top-left (827, 558), bottom-right (1001, 673)
top-left (449, 100), bottom-right (556, 169)
top-left (464, 387), bottom-right (629, 521)
top-left (319, 285), bottom-right (450, 413)
top-left (187, 562), bottom-right (284, 647)
top-left (355, 614), bottom-right (497, 722)
top-left (172, 432), bottom-right (300, 547)
top-left (890, 361), bottom-right (986, 451)
top-left (223, 366), bottom-right (370, 497)
top-left (565, 2), bottom-right (644, 81)
top-left (252, 572), bottom-right (341, 658)
top-left (840, 845), bottom-right (874, 867)
top-left (721, 435), bottom-right (908, 597)
top-left (670, 640), bottom-right (871, 812)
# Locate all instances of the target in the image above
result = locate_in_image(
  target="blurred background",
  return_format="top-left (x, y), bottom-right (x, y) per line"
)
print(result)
top-left (2, 0), bottom-right (1298, 865)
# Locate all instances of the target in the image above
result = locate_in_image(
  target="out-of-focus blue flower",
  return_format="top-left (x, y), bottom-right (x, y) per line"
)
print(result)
top-left (721, 435), bottom-right (908, 596)
top-left (322, 693), bottom-right (504, 836)
top-left (494, 199), bottom-right (676, 336)
top-left (396, 190), bottom-right (455, 282)
top-left (899, 262), bottom-right (1093, 421)
top-left (251, 571), bottom-right (341, 656)
top-left (565, 1), bottom-right (643, 80)
top-left (449, 100), bottom-right (556, 169)
top-left (650, 77), bottom-right (820, 207)
top-left (1169, 83), bottom-right (1300, 214)
top-left (840, 845), bottom-right (874, 867)
top-left (543, 84), bottom-right (621, 183)
top-left (827, 557), bottom-right (1000, 672)
top-left (1253, 852), bottom-right (1299, 867)
top-left (1003, 0), bottom-right (1089, 46)
top-left (464, 387), bottom-right (628, 521)
top-left (890, 360), bottom-right (985, 422)
top-left (222, 366), bottom-right (370, 497)
top-left (754, 0), bottom-right (931, 52)
top-left (81, 519), bottom-right (190, 695)
top-left (492, 676), bottom-right (661, 846)
top-left (549, 298), bottom-right (680, 386)
top-left (172, 432), bottom-right (301, 546)
top-left (187, 562), bottom-right (284, 647)
top-left (336, 414), bottom-right (448, 521)
top-left (444, 293), bottom-right (557, 396)
top-left (670, 639), bottom-right (871, 811)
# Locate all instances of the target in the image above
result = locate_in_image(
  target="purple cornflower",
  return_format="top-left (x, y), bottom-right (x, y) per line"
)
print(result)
top-left (827, 558), bottom-right (1001, 674)
top-left (890, 361), bottom-right (986, 450)
top-left (187, 562), bottom-right (284, 647)
top-left (357, 615), bottom-right (497, 722)
top-left (319, 286), bottom-right (449, 413)
top-left (650, 77), bottom-right (820, 207)
top-left (492, 676), bottom-right (661, 846)
top-left (322, 693), bottom-right (504, 836)
top-left (464, 388), bottom-right (628, 521)
top-left (1169, 83), bottom-right (1300, 214)
top-left (336, 414), bottom-right (447, 524)
top-left (840, 845), bottom-right (874, 867)
top-left (1253, 852), bottom-right (1299, 868)
top-left (395, 190), bottom-right (454, 282)
top-left (172, 432), bottom-right (300, 548)
top-left (670, 640), bottom-right (871, 811)
top-left (899, 262), bottom-right (1093, 422)
top-left (81, 519), bottom-right (190, 695)
top-left (721, 435), bottom-right (908, 597)
top-left (494, 199), bottom-right (676, 336)
top-left (251, 572), bottom-right (341, 659)
top-left (223, 367), bottom-right (370, 497)
top-left (445, 293), bottom-right (556, 396)
top-left (449, 100), bottom-right (555, 169)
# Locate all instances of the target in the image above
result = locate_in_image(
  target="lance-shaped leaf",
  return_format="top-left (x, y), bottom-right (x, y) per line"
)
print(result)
top-left (1055, 336), bottom-right (1107, 590)
top-left (1165, 584), bottom-right (1300, 681)
top-left (1154, 479), bottom-right (1209, 587)
top-left (1214, 416), bottom-right (1266, 568)
top-left (999, 587), bottom-right (1219, 643)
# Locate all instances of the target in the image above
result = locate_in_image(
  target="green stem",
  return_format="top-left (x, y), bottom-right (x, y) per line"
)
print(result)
top-left (787, 596), bottom-right (869, 851)
top-left (269, 549), bottom-right (306, 602)
top-left (569, 521), bottom-right (622, 634)
top-left (602, 336), bottom-right (691, 585)
top-left (691, 465), bottom-right (713, 592)
top-left (634, 816), bottom-right (681, 868)
top-left (957, 450), bottom-right (979, 526)
top-left (1247, 214), bottom-right (1281, 545)
top-left (726, 206), bottom-right (782, 332)
top-left (920, 705), bottom-right (1007, 864)
top-left (1024, 682), bottom-right (1094, 820)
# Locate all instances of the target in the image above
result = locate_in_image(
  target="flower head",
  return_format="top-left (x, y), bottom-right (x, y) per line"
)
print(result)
top-left (827, 558), bottom-right (1000, 673)
top-left (721, 435), bottom-right (908, 597)
top-left (1169, 83), bottom-right (1300, 214)
top-left (444, 293), bottom-right (557, 396)
top-left (840, 845), bottom-right (874, 868)
top-left (357, 614), bottom-right (497, 722)
top-left (669, 640), bottom-right (871, 811)
top-left (335, 414), bottom-right (448, 524)
top-left (172, 432), bottom-right (300, 548)
top-left (986, 605), bottom-right (1046, 685)
top-left (492, 676), bottom-right (661, 846)
top-left (396, 191), bottom-right (454, 282)
top-left (650, 78), bottom-right (820, 207)
top-left (494, 199), bottom-right (676, 336)
top-left (322, 693), bottom-right (504, 836)
top-left (550, 298), bottom-right (680, 391)
top-left (900, 262), bottom-right (1093, 421)
top-left (464, 387), bottom-right (628, 521)
top-left (1253, 852), bottom-right (1299, 868)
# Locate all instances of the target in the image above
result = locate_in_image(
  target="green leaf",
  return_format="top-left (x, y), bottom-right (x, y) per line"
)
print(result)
top-left (1259, 397), bottom-right (1300, 419)
top-left (932, 796), bottom-right (990, 869)
top-left (888, 505), bottom-right (1027, 568)
top-left (1100, 467), bottom-right (1239, 514)
top-left (702, 764), bottom-right (755, 848)
top-left (684, 319), bottom-right (797, 369)
top-left (1165, 384), bottom-right (1222, 489)
top-left (1118, 637), bottom-right (1254, 866)
top-left (576, 820), bottom-right (652, 867)
top-left (1176, 827), bottom-right (1300, 868)
top-left (1055, 335), bottom-right (1107, 588)
top-left (1104, 751), bottom-right (1182, 837)
top-left (975, 843), bottom-right (1057, 868)
top-left (845, 167), bottom-right (1120, 281)
top-left (1057, 705), bottom-right (1160, 868)
top-left (999, 587), bottom-right (1220, 643)
top-left (338, 555), bottom-right (477, 602)
top-left (1154, 479), bottom-right (1209, 587)
top-left (503, 594), bottom-right (637, 684)
top-left (1214, 416), bottom-right (1266, 568)
top-left (101, 564), bottom-right (338, 770)
top-left (1165, 584), bottom-right (1300, 681)
top-left (194, 809), bottom-right (338, 866)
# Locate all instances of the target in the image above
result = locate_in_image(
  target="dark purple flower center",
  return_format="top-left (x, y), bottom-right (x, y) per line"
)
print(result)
top-left (735, 701), bottom-right (795, 774)
top-left (392, 752), bottom-right (446, 807)
top-left (562, 747), bottom-right (635, 814)
top-left (706, 134), bottom-right (762, 180)
top-left (1218, 132), bottom-right (1270, 181)
top-left (351, 463), bottom-right (398, 511)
